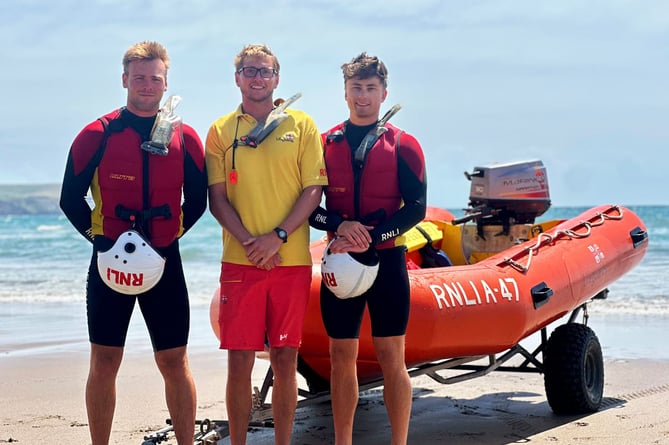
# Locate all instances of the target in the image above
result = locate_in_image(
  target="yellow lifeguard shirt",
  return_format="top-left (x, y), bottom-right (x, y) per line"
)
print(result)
top-left (205, 106), bottom-right (328, 266)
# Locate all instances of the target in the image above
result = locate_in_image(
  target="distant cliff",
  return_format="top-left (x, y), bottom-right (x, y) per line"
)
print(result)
top-left (0, 184), bottom-right (62, 215)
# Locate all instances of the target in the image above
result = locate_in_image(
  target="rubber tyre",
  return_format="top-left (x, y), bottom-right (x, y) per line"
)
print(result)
top-left (544, 323), bottom-right (604, 414)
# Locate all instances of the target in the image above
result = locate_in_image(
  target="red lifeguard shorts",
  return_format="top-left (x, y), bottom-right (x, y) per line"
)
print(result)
top-left (218, 262), bottom-right (312, 351)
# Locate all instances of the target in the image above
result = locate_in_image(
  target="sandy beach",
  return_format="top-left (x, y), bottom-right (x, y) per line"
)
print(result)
top-left (2, 304), bottom-right (669, 445)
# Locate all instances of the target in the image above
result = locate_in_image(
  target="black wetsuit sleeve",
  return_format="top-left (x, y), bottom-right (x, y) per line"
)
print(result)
top-left (368, 135), bottom-right (427, 246)
top-left (59, 148), bottom-right (96, 243)
top-left (309, 205), bottom-right (345, 233)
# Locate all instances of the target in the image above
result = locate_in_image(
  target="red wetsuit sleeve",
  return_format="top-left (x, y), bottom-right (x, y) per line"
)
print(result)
top-left (180, 124), bottom-right (208, 234)
top-left (309, 131), bottom-right (346, 233)
top-left (59, 120), bottom-right (107, 242)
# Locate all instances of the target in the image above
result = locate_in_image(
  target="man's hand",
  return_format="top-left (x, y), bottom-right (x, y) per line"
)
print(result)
top-left (335, 220), bottom-right (373, 250)
top-left (243, 234), bottom-right (283, 269)
top-left (328, 236), bottom-right (369, 254)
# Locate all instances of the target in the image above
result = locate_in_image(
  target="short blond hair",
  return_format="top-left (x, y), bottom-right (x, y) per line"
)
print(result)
top-left (122, 41), bottom-right (170, 74)
top-left (234, 44), bottom-right (280, 73)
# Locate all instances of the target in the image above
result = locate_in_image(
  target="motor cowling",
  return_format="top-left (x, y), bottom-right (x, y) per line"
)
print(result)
top-left (456, 159), bottom-right (551, 226)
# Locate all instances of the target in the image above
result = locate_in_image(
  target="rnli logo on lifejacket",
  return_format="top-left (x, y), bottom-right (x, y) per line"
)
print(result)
top-left (322, 271), bottom-right (338, 288)
top-left (106, 267), bottom-right (144, 287)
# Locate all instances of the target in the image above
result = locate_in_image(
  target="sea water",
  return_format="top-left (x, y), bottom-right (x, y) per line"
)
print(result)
top-left (1, 205), bottom-right (668, 359)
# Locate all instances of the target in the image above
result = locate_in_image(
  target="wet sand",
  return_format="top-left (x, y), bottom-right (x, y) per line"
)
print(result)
top-left (2, 304), bottom-right (668, 444)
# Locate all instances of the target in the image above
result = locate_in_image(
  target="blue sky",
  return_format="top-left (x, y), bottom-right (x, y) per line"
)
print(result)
top-left (1, 0), bottom-right (667, 208)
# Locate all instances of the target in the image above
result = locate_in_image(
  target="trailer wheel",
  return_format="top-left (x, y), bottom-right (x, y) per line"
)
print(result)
top-left (544, 323), bottom-right (604, 414)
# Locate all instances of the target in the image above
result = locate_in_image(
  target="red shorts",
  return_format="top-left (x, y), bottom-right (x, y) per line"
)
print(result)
top-left (218, 262), bottom-right (312, 351)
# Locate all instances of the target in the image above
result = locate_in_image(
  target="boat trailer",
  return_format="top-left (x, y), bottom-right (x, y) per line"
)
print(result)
top-left (142, 295), bottom-right (606, 445)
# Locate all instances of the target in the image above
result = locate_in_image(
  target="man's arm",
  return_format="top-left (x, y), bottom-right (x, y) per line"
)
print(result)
top-left (59, 123), bottom-right (107, 243)
top-left (181, 128), bottom-right (208, 234)
top-left (277, 185), bottom-right (323, 236)
top-left (309, 205), bottom-right (345, 233)
top-left (247, 185), bottom-right (323, 268)
top-left (208, 181), bottom-right (252, 245)
top-left (59, 150), bottom-right (95, 242)
top-left (368, 133), bottom-right (427, 246)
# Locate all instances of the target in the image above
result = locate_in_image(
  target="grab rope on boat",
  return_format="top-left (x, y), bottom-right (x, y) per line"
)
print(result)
top-left (502, 205), bottom-right (624, 273)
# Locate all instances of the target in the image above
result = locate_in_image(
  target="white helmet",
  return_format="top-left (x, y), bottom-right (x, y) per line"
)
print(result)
top-left (321, 240), bottom-right (379, 299)
top-left (97, 230), bottom-right (166, 295)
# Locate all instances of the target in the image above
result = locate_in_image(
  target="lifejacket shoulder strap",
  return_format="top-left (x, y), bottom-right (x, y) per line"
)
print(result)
top-left (90, 114), bottom-right (126, 171)
top-left (354, 104), bottom-right (402, 163)
top-left (395, 130), bottom-right (404, 156)
top-left (325, 129), bottom-right (344, 144)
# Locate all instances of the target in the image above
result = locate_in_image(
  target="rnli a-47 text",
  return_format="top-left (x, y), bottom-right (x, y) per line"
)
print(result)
top-left (429, 277), bottom-right (520, 310)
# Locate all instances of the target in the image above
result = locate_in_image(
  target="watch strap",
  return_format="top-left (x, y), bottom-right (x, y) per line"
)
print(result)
top-left (274, 227), bottom-right (288, 243)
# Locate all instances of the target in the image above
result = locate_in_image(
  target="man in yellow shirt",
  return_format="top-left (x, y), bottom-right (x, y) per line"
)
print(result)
top-left (205, 44), bottom-right (327, 445)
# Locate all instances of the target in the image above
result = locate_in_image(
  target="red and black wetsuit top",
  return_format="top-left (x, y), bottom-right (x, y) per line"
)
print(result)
top-left (310, 121), bottom-right (427, 249)
top-left (60, 108), bottom-right (207, 248)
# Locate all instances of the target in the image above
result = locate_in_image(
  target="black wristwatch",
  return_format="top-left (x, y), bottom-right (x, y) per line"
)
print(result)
top-left (274, 227), bottom-right (288, 243)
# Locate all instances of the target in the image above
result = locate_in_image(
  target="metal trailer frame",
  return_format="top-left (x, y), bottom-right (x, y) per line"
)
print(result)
top-left (141, 296), bottom-right (605, 445)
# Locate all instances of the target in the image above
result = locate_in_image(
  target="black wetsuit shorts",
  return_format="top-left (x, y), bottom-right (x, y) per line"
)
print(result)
top-left (86, 236), bottom-right (190, 351)
top-left (321, 246), bottom-right (410, 339)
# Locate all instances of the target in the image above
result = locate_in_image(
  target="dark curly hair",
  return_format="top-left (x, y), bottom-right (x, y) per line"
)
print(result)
top-left (341, 52), bottom-right (388, 88)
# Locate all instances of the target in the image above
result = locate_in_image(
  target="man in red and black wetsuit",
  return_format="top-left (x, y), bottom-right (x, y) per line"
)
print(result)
top-left (309, 52), bottom-right (427, 445)
top-left (59, 41), bottom-right (207, 445)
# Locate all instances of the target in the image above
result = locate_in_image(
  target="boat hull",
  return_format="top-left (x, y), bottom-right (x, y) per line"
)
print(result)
top-left (299, 205), bottom-right (648, 384)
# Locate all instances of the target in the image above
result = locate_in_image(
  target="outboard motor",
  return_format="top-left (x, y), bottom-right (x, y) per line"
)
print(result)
top-left (454, 160), bottom-right (551, 237)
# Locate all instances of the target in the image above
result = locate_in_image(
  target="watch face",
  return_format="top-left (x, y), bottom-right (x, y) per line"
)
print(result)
top-left (275, 228), bottom-right (287, 242)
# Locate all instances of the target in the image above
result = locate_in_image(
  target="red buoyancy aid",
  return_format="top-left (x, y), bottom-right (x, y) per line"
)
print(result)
top-left (93, 110), bottom-right (185, 248)
top-left (323, 122), bottom-right (403, 249)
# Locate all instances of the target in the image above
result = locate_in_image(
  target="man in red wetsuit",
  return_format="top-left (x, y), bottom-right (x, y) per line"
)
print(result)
top-left (59, 41), bottom-right (207, 445)
top-left (310, 52), bottom-right (427, 445)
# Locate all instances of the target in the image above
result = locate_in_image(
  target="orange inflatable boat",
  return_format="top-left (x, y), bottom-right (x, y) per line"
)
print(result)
top-left (299, 203), bottom-right (648, 388)
top-left (294, 160), bottom-right (648, 418)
